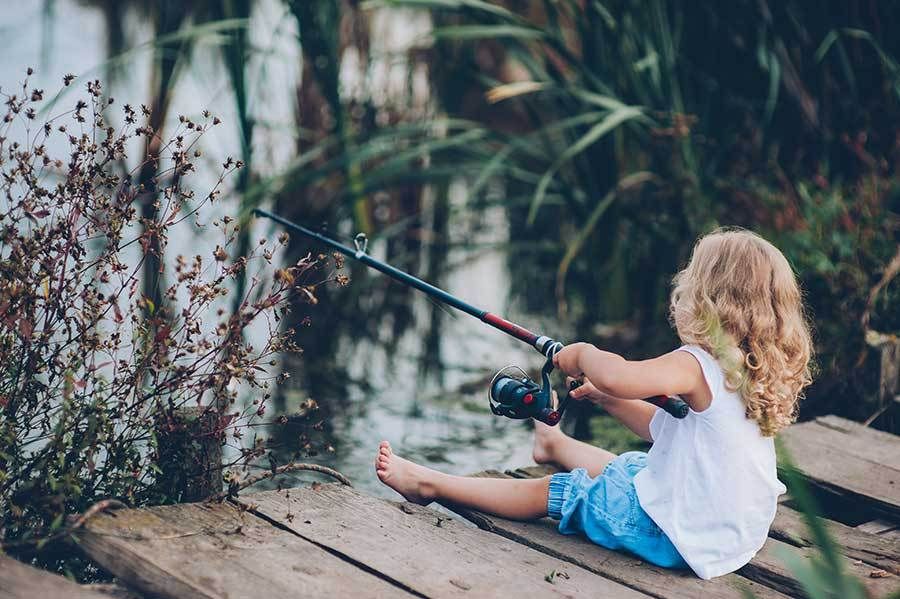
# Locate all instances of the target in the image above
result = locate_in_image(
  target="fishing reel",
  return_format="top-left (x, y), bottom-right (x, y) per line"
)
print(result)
top-left (489, 356), bottom-right (577, 426)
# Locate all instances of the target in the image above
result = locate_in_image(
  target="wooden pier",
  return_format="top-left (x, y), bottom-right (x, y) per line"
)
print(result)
top-left (3, 415), bottom-right (898, 598)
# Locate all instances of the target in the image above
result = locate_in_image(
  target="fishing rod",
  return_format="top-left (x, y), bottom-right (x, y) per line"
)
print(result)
top-left (253, 208), bottom-right (689, 425)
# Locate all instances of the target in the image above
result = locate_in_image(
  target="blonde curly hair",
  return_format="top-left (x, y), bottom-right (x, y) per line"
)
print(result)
top-left (670, 228), bottom-right (813, 436)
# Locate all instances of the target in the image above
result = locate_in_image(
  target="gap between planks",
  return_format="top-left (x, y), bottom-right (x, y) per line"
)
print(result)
top-left (229, 495), bottom-right (428, 599)
top-left (77, 499), bottom-right (417, 599)
top-left (241, 484), bottom-right (652, 598)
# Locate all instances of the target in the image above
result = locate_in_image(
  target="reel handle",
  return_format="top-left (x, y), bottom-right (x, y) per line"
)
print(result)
top-left (645, 395), bottom-right (691, 419)
top-left (538, 338), bottom-right (690, 420)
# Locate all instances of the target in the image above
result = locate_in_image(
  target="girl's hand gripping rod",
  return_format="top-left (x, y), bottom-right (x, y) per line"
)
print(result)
top-left (254, 208), bottom-right (689, 425)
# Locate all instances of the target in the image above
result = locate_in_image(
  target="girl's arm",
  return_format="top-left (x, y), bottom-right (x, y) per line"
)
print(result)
top-left (568, 377), bottom-right (656, 441)
top-left (554, 343), bottom-right (711, 412)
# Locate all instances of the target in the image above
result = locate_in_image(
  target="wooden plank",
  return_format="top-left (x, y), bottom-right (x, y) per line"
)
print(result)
top-left (244, 485), bottom-right (651, 598)
top-left (498, 465), bottom-right (899, 597)
top-left (856, 519), bottom-right (899, 535)
top-left (772, 507), bottom-right (900, 574)
top-left (816, 415), bottom-right (900, 450)
top-left (507, 464), bottom-right (559, 479)
top-left (741, 536), bottom-right (898, 597)
top-left (798, 416), bottom-right (900, 466)
top-left (0, 554), bottom-right (115, 599)
top-left (856, 519), bottom-right (900, 547)
top-left (77, 500), bottom-right (412, 599)
top-left (441, 471), bottom-right (788, 599)
top-left (779, 422), bottom-right (900, 519)
top-left (80, 584), bottom-right (143, 599)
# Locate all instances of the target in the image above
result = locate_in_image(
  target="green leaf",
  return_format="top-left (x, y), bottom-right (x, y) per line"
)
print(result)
top-left (776, 548), bottom-right (830, 599)
top-left (432, 25), bottom-right (546, 42)
top-left (590, 1), bottom-right (617, 29)
top-left (485, 81), bottom-right (548, 103)
top-left (41, 18), bottom-right (249, 115)
top-left (470, 146), bottom-right (515, 192)
top-left (776, 443), bottom-right (869, 599)
top-left (529, 105), bottom-right (645, 223)
top-left (363, 0), bottom-right (520, 22)
top-left (571, 89), bottom-right (630, 112)
top-left (471, 110), bottom-right (606, 177)
top-left (815, 30), bottom-right (840, 63)
top-left (555, 172), bottom-right (656, 304)
top-left (50, 512), bottom-right (65, 531)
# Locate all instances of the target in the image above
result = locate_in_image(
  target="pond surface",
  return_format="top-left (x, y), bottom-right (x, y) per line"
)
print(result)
top-left (261, 195), bottom-right (566, 498)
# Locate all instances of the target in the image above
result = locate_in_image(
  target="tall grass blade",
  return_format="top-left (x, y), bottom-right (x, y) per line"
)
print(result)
top-left (529, 105), bottom-right (645, 223)
top-left (432, 25), bottom-right (545, 42)
top-left (555, 172), bottom-right (655, 313)
top-left (364, 0), bottom-right (520, 22)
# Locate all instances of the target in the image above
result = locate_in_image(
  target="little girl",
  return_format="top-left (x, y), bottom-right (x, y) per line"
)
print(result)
top-left (375, 229), bottom-right (813, 579)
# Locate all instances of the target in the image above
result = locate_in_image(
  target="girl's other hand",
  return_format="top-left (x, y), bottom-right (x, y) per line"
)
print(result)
top-left (553, 342), bottom-right (587, 377)
top-left (566, 376), bottom-right (614, 406)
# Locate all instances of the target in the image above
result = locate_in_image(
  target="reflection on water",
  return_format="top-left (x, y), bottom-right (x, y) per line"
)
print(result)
top-left (264, 191), bottom-right (558, 497)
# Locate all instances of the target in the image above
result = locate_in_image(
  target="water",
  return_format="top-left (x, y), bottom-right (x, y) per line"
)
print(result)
top-left (274, 192), bottom-right (551, 498)
top-left (0, 0), bottom-right (553, 499)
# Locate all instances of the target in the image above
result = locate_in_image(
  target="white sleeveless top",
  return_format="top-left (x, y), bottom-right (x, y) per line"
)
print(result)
top-left (633, 345), bottom-right (786, 579)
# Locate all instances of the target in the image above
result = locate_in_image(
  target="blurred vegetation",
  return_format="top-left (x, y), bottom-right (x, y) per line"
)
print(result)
top-left (0, 76), bottom-right (324, 575)
top-left (355, 0), bottom-right (900, 428)
top-left (772, 446), bottom-right (869, 599)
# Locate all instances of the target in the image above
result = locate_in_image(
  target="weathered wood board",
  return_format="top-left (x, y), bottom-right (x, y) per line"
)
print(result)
top-left (77, 500), bottom-right (413, 599)
top-left (771, 507), bottom-right (900, 574)
top-left (11, 413), bottom-right (898, 599)
top-left (0, 554), bottom-right (116, 599)
top-left (740, 532), bottom-right (898, 597)
top-left (440, 471), bottom-right (788, 599)
top-left (244, 484), bottom-right (651, 598)
top-left (448, 465), bottom-right (899, 598)
top-left (856, 519), bottom-right (900, 536)
top-left (779, 416), bottom-right (900, 519)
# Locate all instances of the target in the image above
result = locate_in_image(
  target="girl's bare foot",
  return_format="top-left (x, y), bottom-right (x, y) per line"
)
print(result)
top-left (532, 419), bottom-right (564, 465)
top-left (374, 441), bottom-right (437, 505)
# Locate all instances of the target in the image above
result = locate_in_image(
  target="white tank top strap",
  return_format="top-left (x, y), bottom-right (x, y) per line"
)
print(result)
top-left (674, 345), bottom-right (723, 414)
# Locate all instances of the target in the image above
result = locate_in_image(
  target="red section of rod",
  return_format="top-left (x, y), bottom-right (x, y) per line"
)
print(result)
top-left (646, 395), bottom-right (690, 418)
top-left (482, 313), bottom-right (540, 346)
top-left (646, 396), bottom-right (669, 408)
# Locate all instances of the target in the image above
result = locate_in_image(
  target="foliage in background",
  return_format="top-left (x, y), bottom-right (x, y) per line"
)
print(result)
top-left (0, 75), bottom-right (336, 569)
top-left (365, 0), bottom-right (900, 425)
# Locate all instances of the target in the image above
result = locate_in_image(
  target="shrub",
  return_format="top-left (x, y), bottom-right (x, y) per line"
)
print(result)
top-left (0, 73), bottom-right (332, 566)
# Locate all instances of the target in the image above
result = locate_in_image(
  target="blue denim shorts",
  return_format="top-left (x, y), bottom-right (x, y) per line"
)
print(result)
top-left (547, 451), bottom-right (688, 569)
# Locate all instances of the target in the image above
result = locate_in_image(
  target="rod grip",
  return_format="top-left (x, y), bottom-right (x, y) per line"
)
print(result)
top-left (542, 341), bottom-right (689, 419)
top-left (647, 395), bottom-right (690, 419)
